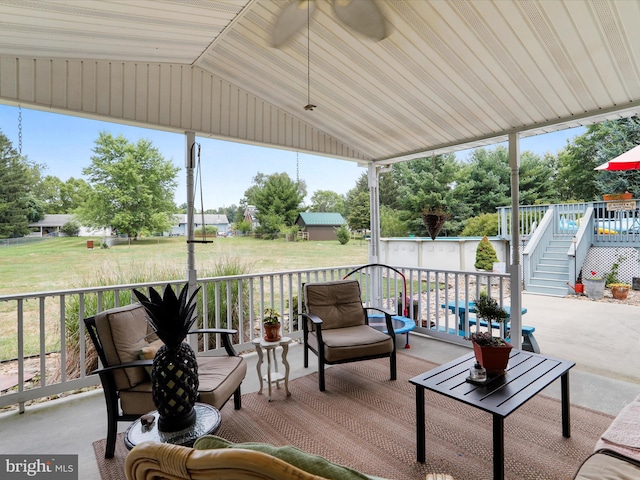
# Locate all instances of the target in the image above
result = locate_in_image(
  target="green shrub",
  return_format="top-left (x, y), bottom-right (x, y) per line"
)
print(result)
top-left (461, 213), bottom-right (498, 237)
top-left (336, 224), bottom-right (350, 244)
top-left (60, 220), bottom-right (81, 237)
top-left (474, 236), bottom-right (498, 271)
top-left (195, 225), bottom-right (218, 236)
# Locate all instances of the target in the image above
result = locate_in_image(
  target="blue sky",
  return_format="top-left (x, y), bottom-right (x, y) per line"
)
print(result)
top-left (0, 105), bottom-right (584, 210)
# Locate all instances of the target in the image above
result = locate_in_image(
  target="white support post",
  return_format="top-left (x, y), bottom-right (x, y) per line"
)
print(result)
top-left (368, 163), bottom-right (382, 307)
top-left (185, 131), bottom-right (198, 348)
top-left (508, 133), bottom-right (523, 349)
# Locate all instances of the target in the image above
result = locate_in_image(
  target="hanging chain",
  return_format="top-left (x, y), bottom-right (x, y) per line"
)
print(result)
top-left (304, 1), bottom-right (316, 111)
top-left (18, 105), bottom-right (23, 155)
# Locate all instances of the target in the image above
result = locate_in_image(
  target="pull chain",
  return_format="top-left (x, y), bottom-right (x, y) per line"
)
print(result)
top-left (18, 105), bottom-right (23, 155)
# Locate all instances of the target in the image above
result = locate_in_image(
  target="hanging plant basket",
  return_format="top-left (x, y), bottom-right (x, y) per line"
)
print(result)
top-left (421, 208), bottom-right (449, 241)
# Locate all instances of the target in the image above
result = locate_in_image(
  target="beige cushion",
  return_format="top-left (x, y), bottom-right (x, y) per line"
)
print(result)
top-left (120, 382), bottom-right (155, 415)
top-left (120, 351), bottom-right (247, 415)
top-left (307, 325), bottom-right (393, 363)
top-left (94, 303), bottom-right (155, 389)
top-left (574, 451), bottom-right (640, 480)
top-left (197, 356), bottom-right (247, 410)
top-left (304, 280), bottom-right (365, 330)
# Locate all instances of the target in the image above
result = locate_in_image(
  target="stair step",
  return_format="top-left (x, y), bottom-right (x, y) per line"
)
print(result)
top-left (533, 272), bottom-right (568, 281)
top-left (529, 278), bottom-right (569, 288)
top-left (542, 250), bottom-right (567, 261)
top-left (537, 262), bottom-right (568, 269)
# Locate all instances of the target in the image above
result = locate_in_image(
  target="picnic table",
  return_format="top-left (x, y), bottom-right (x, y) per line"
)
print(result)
top-left (442, 300), bottom-right (539, 353)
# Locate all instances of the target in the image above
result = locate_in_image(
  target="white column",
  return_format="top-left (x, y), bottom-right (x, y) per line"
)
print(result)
top-left (368, 163), bottom-right (380, 264)
top-left (185, 131), bottom-right (196, 284)
top-left (368, 163), bottom-right (383, 307)
top-left (508, 132), bottom-right (523, 349)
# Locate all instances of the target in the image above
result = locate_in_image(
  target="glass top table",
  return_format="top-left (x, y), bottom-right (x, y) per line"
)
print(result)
top-left (124, 402), bottom-right (221, 450)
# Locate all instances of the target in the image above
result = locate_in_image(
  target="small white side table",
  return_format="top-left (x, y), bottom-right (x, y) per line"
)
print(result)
top-left (251, 336), bottom-right (292, 401)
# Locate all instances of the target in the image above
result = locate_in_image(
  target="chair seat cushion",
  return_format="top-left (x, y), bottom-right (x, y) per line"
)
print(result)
top-left (196, 355), bottom-right (247, 410)
top-left (194, 435), bottom-right (372, 480)
top-left (309, 325), bottom-right (393, 363)
top-left (120, 355), bottom-right (246, 414)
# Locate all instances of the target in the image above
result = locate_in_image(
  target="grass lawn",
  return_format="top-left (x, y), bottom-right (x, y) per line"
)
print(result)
top-left (0, 236), bottom-right (369, 360)
top-left (0, 235), bottom-right (369, 295)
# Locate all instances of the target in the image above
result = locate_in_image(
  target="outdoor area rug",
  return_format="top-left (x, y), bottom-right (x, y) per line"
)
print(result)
top-left (93, 353), bottom-right (614, 480)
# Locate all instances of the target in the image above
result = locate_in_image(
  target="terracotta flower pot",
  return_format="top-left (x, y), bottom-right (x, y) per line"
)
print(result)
top-left (263, 323), bottom-right (281, 342)
top-left (611, 285), bottom-right (629, 300)
top-left (472, 341), bottom-right (513, 374)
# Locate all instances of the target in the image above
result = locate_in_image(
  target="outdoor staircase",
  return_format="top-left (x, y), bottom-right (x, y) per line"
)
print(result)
top-left (526, 234), bottom-right (573, 296)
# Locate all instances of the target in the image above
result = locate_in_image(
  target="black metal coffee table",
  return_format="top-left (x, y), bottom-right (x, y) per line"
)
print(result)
top-left (410, 350), bottom-right (574, 480)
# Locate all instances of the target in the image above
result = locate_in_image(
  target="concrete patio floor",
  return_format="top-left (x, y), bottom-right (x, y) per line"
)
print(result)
top-left (1, 292), bottom-right (639, 479)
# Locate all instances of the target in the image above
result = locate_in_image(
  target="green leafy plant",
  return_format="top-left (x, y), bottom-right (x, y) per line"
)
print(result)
top-left (467, 291), bottom-right (508, 346)
top-left (605, 255), bottom-right (626, 286)
top-left (262, 308), bottom-right (281, 325)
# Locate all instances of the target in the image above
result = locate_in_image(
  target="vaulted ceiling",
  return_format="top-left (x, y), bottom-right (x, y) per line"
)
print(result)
top-left (1, 0), bottom-right (640, 166)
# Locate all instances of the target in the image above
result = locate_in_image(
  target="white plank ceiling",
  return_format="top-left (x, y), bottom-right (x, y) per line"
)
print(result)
top-left (1, 0), bottom-right (640, 165)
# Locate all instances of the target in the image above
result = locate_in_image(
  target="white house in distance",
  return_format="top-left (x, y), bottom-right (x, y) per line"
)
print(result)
top-left (28, 214), bottom-right (230, 237)
top-left (28, 214), bottom-right (111, 237)
top-left (171, 214), bottom-right (230, 236)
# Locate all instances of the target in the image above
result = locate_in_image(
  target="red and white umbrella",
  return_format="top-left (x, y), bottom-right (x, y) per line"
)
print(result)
top-left (595, 144), bottom-right (640, 170)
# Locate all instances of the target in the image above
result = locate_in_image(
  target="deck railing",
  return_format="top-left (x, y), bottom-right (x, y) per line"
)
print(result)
top-left (0, 265), bottom-right (511, 412)
top-left (498, 201), bottom-right (640, 245)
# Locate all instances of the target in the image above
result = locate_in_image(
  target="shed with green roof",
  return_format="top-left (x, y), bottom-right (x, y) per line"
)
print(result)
top-left (295, 212), bottom-right (346, 241)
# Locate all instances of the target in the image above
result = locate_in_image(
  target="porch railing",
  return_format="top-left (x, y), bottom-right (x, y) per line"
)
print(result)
top-left (0, 265), bottom-right (511, 412)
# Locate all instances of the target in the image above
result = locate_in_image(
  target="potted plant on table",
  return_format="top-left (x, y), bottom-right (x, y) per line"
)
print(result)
top-left (467, 292), bottom-right (511, 375)
top-left (262, 308), bottom-right (282, 342)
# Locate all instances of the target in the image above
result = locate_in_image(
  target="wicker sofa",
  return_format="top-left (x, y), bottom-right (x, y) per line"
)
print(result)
top-left (124, 439), bottom-right (454, 480)
top-left (573, 394), bottom-right (640, 479)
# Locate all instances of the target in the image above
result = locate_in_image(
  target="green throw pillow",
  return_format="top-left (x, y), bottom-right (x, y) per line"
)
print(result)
top-left (194, 435), bottom-right (371, 480)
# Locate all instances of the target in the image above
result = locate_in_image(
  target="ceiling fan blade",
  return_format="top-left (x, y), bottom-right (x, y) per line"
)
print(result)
top-left (332, 0), bottom-right (387, 41)
top-left (272, 0), bottom-right (317, 48)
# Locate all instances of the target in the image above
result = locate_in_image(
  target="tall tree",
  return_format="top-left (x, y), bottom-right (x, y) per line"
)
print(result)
top-left (35, 176), bottom-right (92, 213)
top-left (393, 154), bottom-right (468, 236)
top-left (309, 190), bottom-right (345, 214)
top-left (457, 147), bottom-right (510, 217)
top-left (346, 191), bottom-right (370, 232)
top-left (0, 131), bottom-right (44, 237)
top-left (76, 132), bottom-right (179, 237)
top-left (518, 152), bottom-right (559, 205)
top-left (244, 172), bottom-right (305, 236)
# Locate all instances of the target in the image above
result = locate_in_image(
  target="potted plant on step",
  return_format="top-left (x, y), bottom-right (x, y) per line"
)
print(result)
top-left (467, 292), bottom-right (511, 375)
top-left (262, 308), bottom-right (282, 342)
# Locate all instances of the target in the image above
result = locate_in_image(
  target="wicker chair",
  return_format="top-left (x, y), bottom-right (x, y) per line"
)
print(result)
top-left (125, 441), bottom-right (454, 480)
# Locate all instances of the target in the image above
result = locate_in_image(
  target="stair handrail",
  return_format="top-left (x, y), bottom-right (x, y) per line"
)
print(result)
top-left (570, 206), bottom-right (594, 283)
top-left (523, 208), bottom-right (554, 289)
